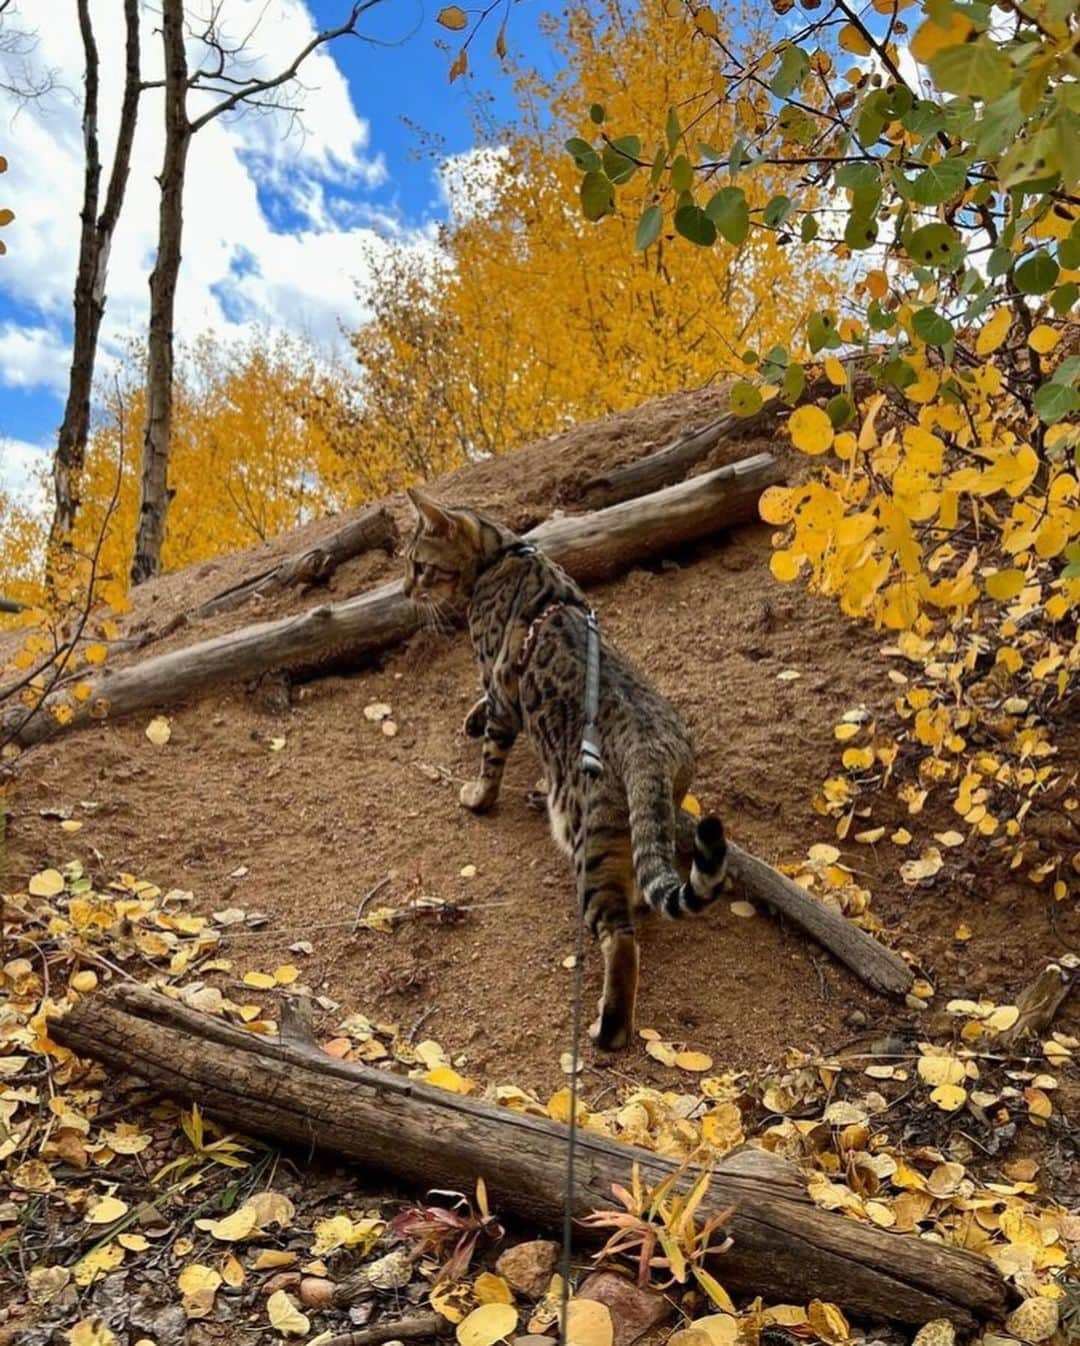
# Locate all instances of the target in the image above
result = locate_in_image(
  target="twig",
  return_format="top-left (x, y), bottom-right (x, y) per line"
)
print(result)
top-left (352, 876), bottom-right (392, 933)
top-left (321, 1312), bottom-right (449, 1346)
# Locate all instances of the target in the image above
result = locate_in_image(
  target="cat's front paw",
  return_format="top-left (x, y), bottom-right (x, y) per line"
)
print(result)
top-left (460, 779), bottom-right (497, 813)
top-left (463, 698), bottom-right (487, 739)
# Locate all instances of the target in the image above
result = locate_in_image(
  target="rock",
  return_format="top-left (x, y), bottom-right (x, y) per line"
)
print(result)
top-left (496, 1240), bottom-right (561, 1299)
top-left (366, 1249), bottom-right (414, 1291)
top-left (575, 1272), bottom-right (673, 1346)
top-left (300, 1277), bottom-right (337, 1310)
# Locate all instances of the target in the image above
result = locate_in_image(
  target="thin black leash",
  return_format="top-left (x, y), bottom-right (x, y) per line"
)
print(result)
top-left (559, 607), bottom-right (603, 1345)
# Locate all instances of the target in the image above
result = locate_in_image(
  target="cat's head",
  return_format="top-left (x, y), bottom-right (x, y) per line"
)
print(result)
top-left (403, 489), bottom-right (512, 607)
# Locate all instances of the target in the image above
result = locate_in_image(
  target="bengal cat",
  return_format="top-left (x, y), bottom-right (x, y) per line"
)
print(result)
top-left (403, 490), bottom-right (728, 1050)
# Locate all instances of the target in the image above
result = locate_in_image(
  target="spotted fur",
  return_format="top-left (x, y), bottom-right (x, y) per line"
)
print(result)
top-left (403, 489), bottom-right (728, 1050)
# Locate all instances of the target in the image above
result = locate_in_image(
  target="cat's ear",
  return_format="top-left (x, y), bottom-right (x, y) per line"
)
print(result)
top-left (406, 488), bottom-right (453, 535)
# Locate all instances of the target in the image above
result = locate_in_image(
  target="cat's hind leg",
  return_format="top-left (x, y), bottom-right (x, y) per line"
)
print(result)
top-left (575, 820), bottom-right (638, 1051)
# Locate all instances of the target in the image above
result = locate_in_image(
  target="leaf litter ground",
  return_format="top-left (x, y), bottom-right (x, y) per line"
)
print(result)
top-left (2, 388), bottom-right (1078, 1346)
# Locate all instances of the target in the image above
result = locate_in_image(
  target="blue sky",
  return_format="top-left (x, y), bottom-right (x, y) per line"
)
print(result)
top-left (0, 0), bottom-right (559, 503)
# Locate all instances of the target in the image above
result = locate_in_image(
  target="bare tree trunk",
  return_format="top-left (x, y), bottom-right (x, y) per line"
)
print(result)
top-left (131, 0), bottom-right (189, 586)
top-left (47, 0), bottom-right (140, 578)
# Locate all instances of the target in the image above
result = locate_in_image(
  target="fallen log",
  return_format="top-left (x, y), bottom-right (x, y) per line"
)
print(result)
top-left (580, 402), bottom-right (787, 511)
top-left (581, 367), bottom-right (879, 511)
top-left (189, 505), bottom-right (399, 621)
top-left (50, 986), bottom-right (1007, 1328)
top-left (4, 452), bottom-right (782, 751)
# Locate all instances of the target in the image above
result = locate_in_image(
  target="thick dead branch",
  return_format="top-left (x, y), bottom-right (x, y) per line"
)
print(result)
top-left (50, 986), bottom-right (1006, 1328)
top-left (189, 505), bottom-right (399, 621)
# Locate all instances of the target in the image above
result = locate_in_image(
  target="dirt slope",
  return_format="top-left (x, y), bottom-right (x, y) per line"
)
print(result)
top-left (5, 388), bottom-right (1077, 1100)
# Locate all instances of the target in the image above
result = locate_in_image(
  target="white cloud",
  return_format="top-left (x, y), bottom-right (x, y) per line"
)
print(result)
top-left (0, 322), bottom-right (70, 394)
top-left (0, 436), bottom-right (50, 513)
top-left (0, 0), bottom-right (426, 400)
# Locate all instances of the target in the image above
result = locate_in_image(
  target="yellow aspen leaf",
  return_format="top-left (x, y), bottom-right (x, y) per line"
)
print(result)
top-left (83, 643), bottom-right (108, 665)
top-left (674, 1050), bottom-right (714, 1072)
top-left (273, 964), bottom-right (300, 985)
top-left (449, 47), bottom-right (468, 80)
top-left (984, 569), bottom-right (1027, 600)
top-left (267, 1288), bottom-right (310, 1337)
top-left (437, 5), bottom-right (468, 29)
top-left (474, 1273), bottom-right (513, 1305)
top-left (834, 722), bottom-right (861, 741)
top-left (74, 1243), bottom-right (125, 1287)
top-left (807, 1300), bottom-right (850, 1346)
top-left (975, 307), bottom-right (1011, 356)
top-left (564, 1300), bottom-right (613, 1346)
top-left (866, 269), bottom-right (888, 299)
top-left (728, 900), bottom-right (756, 918)
top-left (66, 1322), bottom-right (118, 1346)
top-left (1028, 324), bottom-right (1060, 354)
top-left (824, 356), bottom-right (847, 387)
top-left (241, 971), bottom-right (276, 990)
top-left (788, 404), bottom-right (834, 455)
top-left (758, 485), bottom-right (794, 524)
top-left (457, 1302), bottom-right (519, 1346)
top-left (221, 1253), bottom-right (245, 1288)
top-left (769, 549), bottom-right (802, 582)
top-left (842, 747), bottom-right (874, 770)
top-left (910, 11), bottom-right (974, 61)
top-left (838, 23), bottom-right (871, 54)
top-left (86, 1195), bottom-right (129, 1225)
top-left (682, 793), bottom-right (702, 816)
top-left (917, 1054), bottom-right (965, 1086)
top-left (117, 1233), bottom-right (149, 1251)
top-left (29, 867), bottom-right (65, 897)
top-left (694, 6), bottom-right (719, 36)
top-left (833, 430), bottom-right (856, 459)
top-left (145, 716), bottom-right (171, 746)
top-left (423, 1066), bottom-right (476, 1094)
top-left (930, 1083), bottom-right (967, 1111)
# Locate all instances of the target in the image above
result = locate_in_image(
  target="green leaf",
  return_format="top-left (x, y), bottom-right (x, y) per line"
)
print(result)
top-left (807, 311), bottom-right (840, 353)
top-left (974, 88), bottom-right (1023, 158)
top-left (1000, 128), bottom-right (1061, 191)
top-left (670, 154), bottom-right (693, 194)
top-left (1058, 235), bottom-right (1080, 270)
top-left (913, 307), bottom-right (955, 346)
top-left (770, 46), bottom-right (810, 97)
top-left (929, 42), bottom-right (1011, 101)
top-left (674, 204), bottom-right (716, 246)
top-left (910, 159), bottom-right (968, 206)
top-left (902, 100), bottom-right (946, 140)
top-left (705, 186), bottom-right (749, 244)
top-left (869, 301), bottom-right (896, 332)
top-left (782, 361), bottom-right (806, 405)
top-left (635, 204), bottom-right (663, 251)
top-left (1034, 380), bottom-right (1080, 425)
top-left (565, 138), bottom-right (600, 172)
top-left (987, 246), bottom-right (1013, 278)
top-left (580, 170), bottom-right (614, 222)
top-left (603, 138), bottom-right (640, 185)
top-left (800, 213), bottom-right (818, 243)
top-left (1051, 282), bottom-right (1079, 316)
top-left (665, 106), bottom-right (681, 152)
top-left (1014, 250), bottom-right (1060, 295)
top-left (856, 90), bottom-right (891, 148)
top-left (763, 195), bottom-right (793, 228)
top-left (827, 394), bottom-right (855, 429)
top-left (881, 357), bottom-right (916, 390)
top-left (844, 214), bottom-right (879, 251)
top-left (589, 103), bottom-right (605, 124)
top-left (730, 381), bottom-right (763, 417)
top-left (905, 221), bottom-right (963, 269)
top-left (649, 144), bottom-right (667, 188)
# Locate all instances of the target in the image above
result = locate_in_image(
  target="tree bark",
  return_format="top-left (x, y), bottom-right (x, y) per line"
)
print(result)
top-left (47, 0), bottom-right (140, 576)
top-left (49, 986), bottom-right (1007, 1328)
top-left (7, 453), bottom-right (783, 748)
top-left (580, 402), bottom-right (787, 511)
top-left (188, 505), bottom-right (400, 621)
top-left (131, 0), bottom-right (190, 586)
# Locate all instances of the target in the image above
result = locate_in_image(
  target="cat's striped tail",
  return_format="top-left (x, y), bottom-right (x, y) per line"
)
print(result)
top-left (628, 770), bottom-right (728, 919)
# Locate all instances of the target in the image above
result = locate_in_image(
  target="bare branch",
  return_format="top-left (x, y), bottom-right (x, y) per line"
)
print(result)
top-left (187, 0), bottom-right (383, 133)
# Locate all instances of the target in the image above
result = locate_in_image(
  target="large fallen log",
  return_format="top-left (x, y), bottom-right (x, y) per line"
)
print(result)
top-left (4, 452), bottom-right (782, 751)
top-left (50, 986), bottom-right (1007, 1328)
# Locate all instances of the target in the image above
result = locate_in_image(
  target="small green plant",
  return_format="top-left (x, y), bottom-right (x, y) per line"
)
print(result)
top-left (581, 1163), bottom-right (734, 1305)
top-left (154, 1103), bottom-right (252, 1185)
